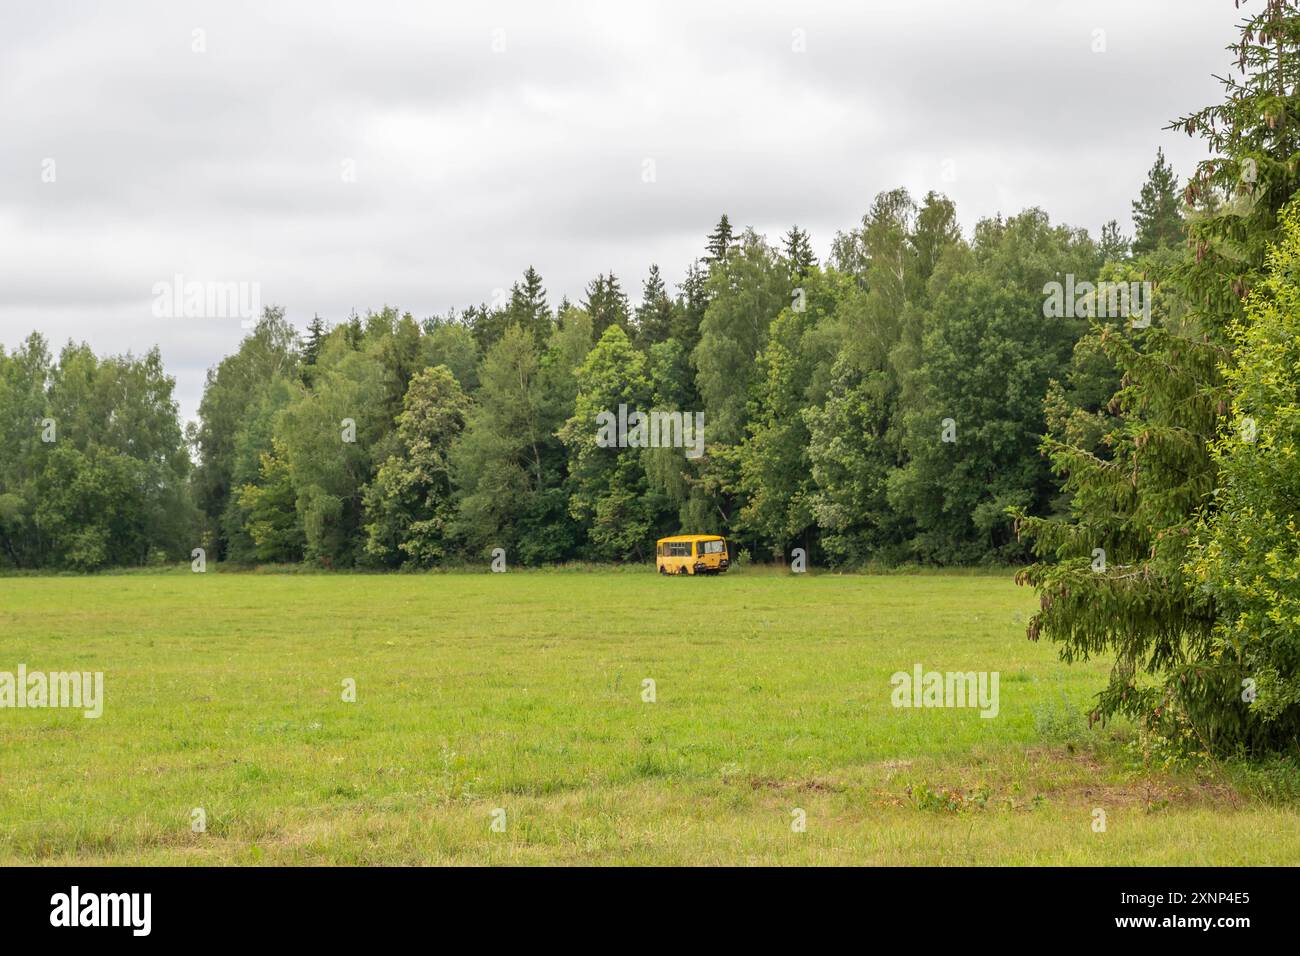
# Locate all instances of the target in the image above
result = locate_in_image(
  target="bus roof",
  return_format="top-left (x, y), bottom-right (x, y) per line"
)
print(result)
top-left (656, 534), bottom-right (726, 543)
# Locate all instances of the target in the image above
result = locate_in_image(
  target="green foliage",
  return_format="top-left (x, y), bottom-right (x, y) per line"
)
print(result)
top-left (1187, 198), bottom-right (1300, 750)
top-left (560, 326), bottom-right (663, 560)
top-left (236, 442), bottom-right (304, 563)
top-left (807, 350), bottom-right (905, 564)
top-left (450, 325), bottom-right (576, 564)
top-left (693, 229), bottom-right (791, 445)
top-left (634, 264), bottom-right (675, 347)
top-left (740, 268), bottom-right (846, 558)
top-left (193, 307), bottom-right (300, 557)
top-left (1131, 148), bottom-right (1184, 255)
top-left (301, 312), bottom-right (328, 379)
top-left (704, 213), bottom-right (735, 265)
top-left (362, 366), bottom-right (471, 567)
top-left (1016, 0), bottom-right (1300, 755)
top-left (466, 267), bottom-right (555, 352)
top-left (275, 347), bottom-right (388, 567)
top-left (420, 318), bottom-right (480, 392)
top-left (0, 335), bottom-right (195, 571)
top-left (509, 266), bottom-right (553, 346)
top-left (807, 190), bottom-right (965, 565)
top-left (782, 225), bottom-right (817, 279)
top-left (7, 184), bottom-right (1133, 580)
top-left (893, 210), bottom-right (1100, 563)
top-left (581, 272), bottom-right (630, 339)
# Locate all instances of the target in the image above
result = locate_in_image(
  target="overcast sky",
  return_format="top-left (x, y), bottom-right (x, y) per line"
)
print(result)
top-left (0, 0), bottom-right (1245, 422)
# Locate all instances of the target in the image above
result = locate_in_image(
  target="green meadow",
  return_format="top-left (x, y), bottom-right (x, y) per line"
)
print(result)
top-left (0, 569), bottom-right (1296, 865)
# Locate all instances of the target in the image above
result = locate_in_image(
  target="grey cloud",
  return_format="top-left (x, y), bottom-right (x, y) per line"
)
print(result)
top-left (0, 0), bottom-right (1246, 423)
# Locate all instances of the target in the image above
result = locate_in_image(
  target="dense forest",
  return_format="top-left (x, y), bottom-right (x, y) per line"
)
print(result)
top-left (0, 159), bottom-right (1181, 575)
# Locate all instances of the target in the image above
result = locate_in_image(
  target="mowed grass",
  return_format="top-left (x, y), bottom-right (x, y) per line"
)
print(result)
top-left (0, 569), bottom-right (1296, 865)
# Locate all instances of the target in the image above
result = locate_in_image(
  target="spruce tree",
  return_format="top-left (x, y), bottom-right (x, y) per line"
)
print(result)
top-left (635, 264), bottom-right (674, 346)
top-left (581, 272), bottom-right (630, 338)
top-left (302, 313), bottom-right (328, 366)
top-left (1188, 197), bottom-right (1300, 750)
top-left (508, 265), bottom-right (551, 344)
top-left (1099, 220), bottom-right (1130, 262)
top-left (705, 214), bottom-right (735, 265)
top-left (670, 260), bottom-right (708, 368)
top-left (1131, 148), bottom-right (1184, 255)
top-left (1015, 0), bottom-right (1300, 752)
top-left (783, 225), bottom-right (817, 279)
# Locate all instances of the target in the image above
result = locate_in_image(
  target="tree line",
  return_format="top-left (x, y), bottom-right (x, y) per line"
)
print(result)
top-left (1, 145), bottom-right (1185, 578)
top-left (1, 164), bottom-right (1180, 575)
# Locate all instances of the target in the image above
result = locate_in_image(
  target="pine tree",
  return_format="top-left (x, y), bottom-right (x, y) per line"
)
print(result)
top-left (705, 214), bottom-right (735, 265)
top-left (1015, 0), bottom-right (1300, 752)
top-left (635, 264), bottom-right (674, 345)
top-left (508, 265), bottom-right (551, 344)
top-left (341, 311), bottom-right (364, 351)
top-left (783, 225), bottom-right (817, 279)
top-left (665, 260), bottom-right (708, 373)
top-left (1131, 148), bottom-right (1184, 255)
top-left (1099, 220), bottom-right (1130, 262)
top-left (302, 313), bottom-right (328, 366)
top-left (581, 272), bottom-right (630, 338)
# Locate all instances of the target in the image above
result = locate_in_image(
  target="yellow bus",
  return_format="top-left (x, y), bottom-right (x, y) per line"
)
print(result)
top-left (655, 534), bottom-right (730, 575)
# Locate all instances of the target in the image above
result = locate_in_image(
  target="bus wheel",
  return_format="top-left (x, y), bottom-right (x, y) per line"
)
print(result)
top-left (659, 565), bottom-right (667, 575)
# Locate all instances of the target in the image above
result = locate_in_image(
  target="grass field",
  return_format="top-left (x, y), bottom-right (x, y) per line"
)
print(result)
top-left (0, 568), bottom-right (1296, 865)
